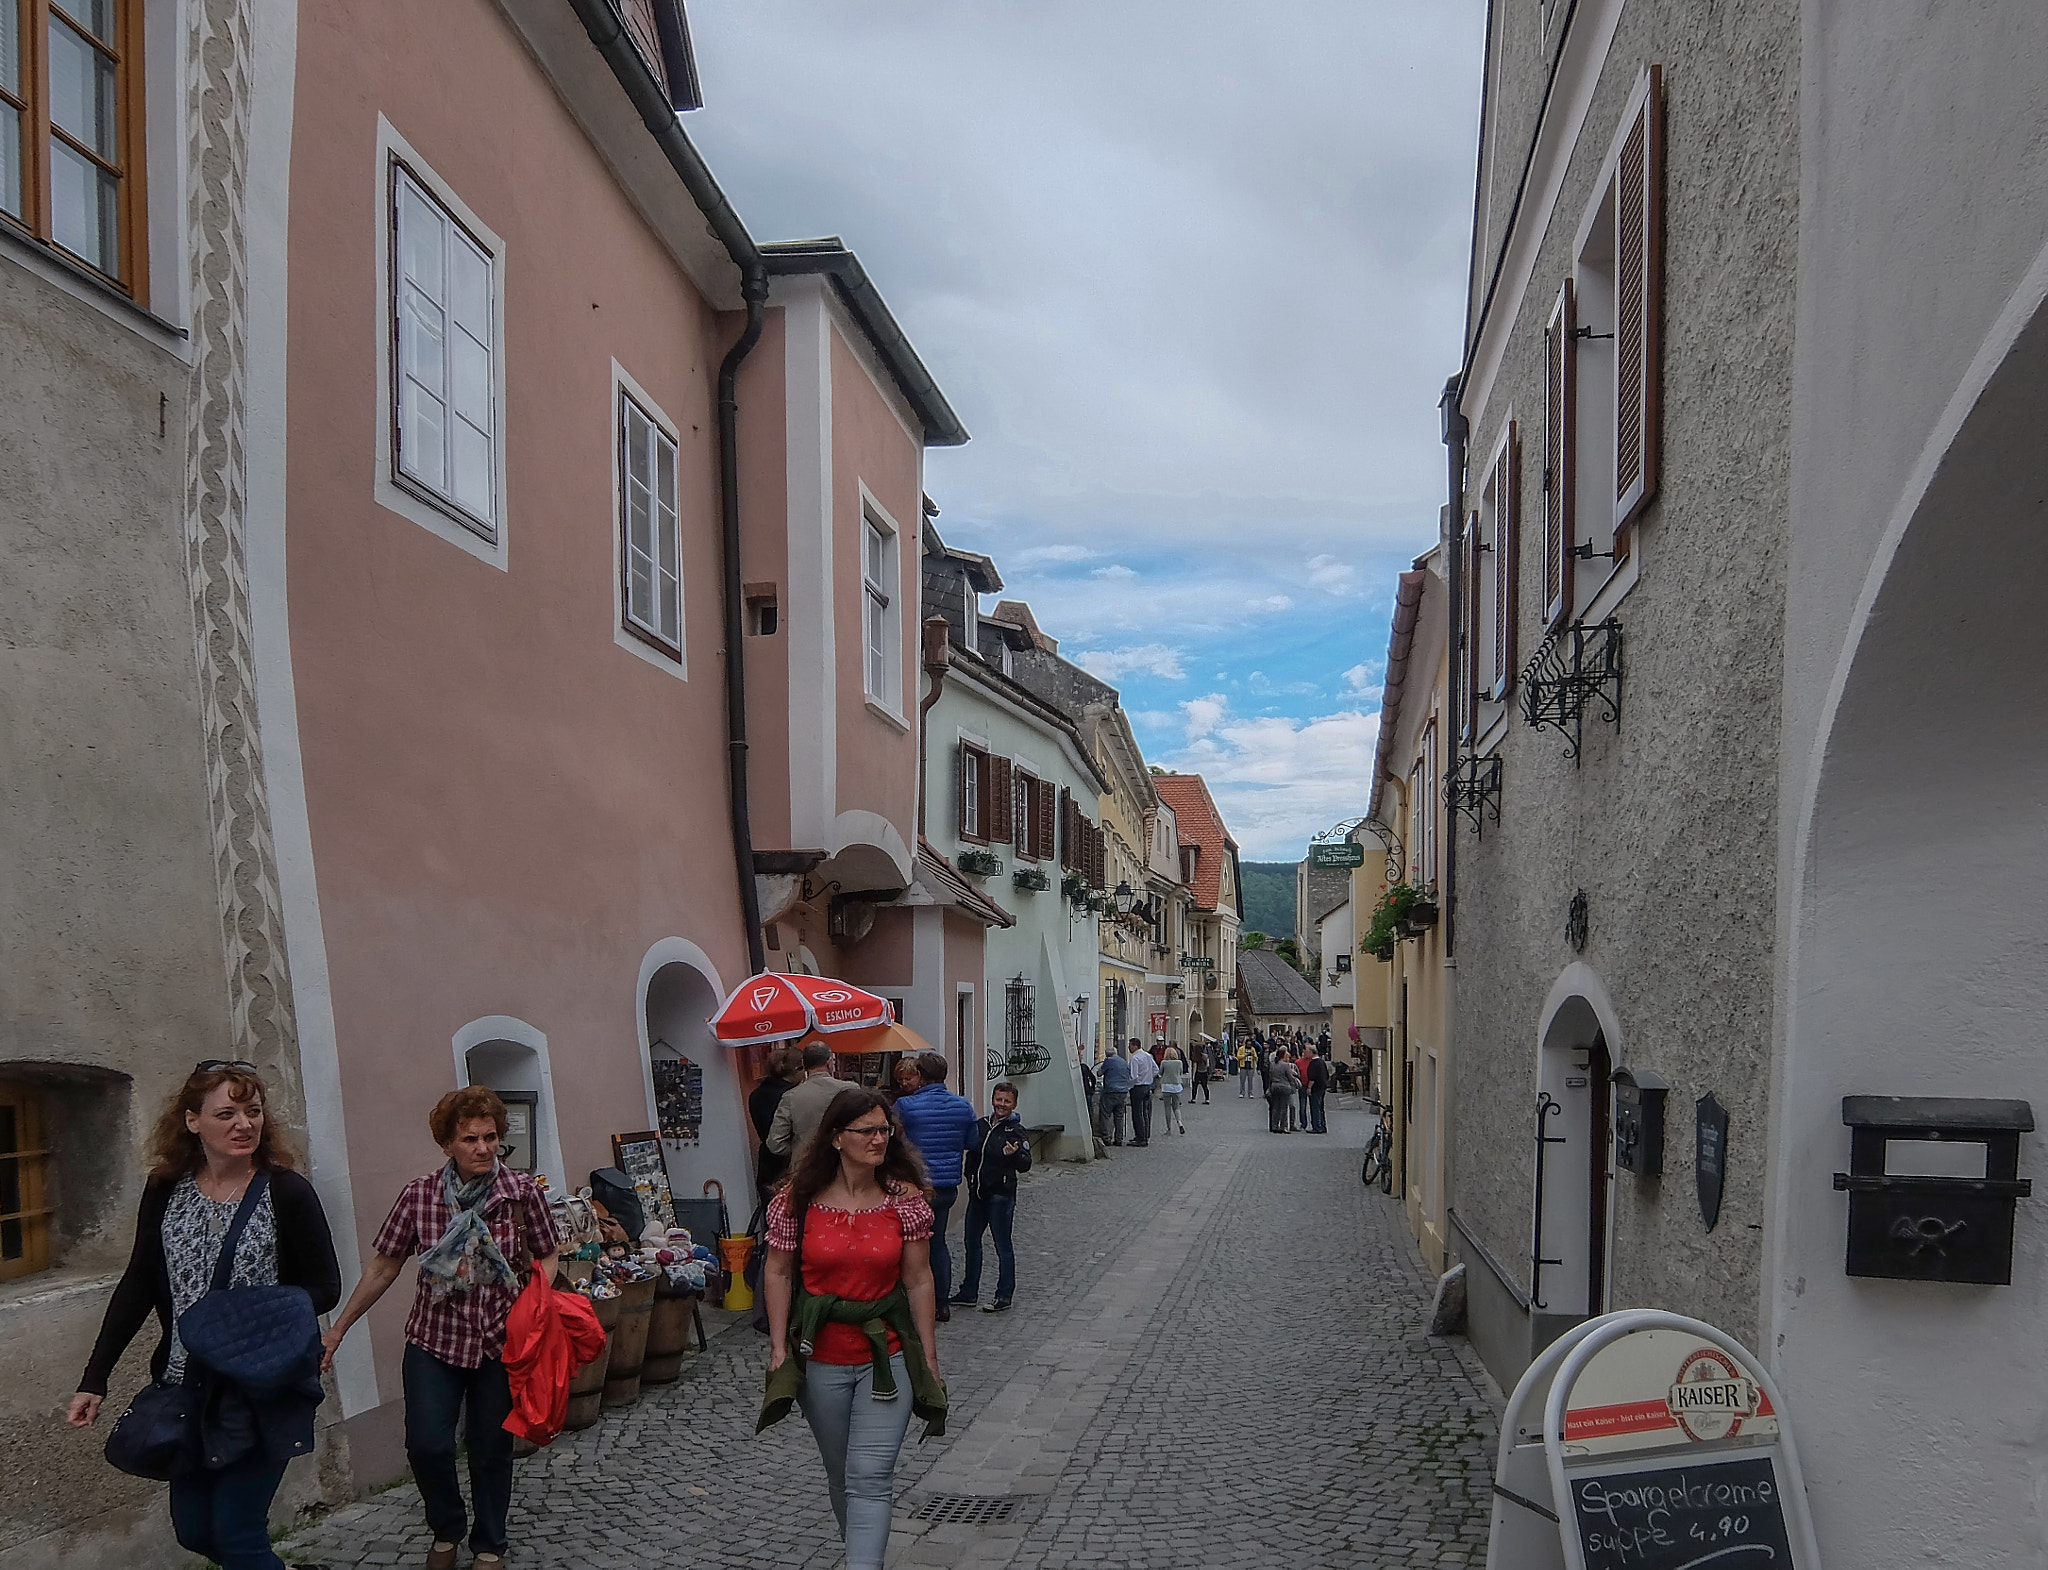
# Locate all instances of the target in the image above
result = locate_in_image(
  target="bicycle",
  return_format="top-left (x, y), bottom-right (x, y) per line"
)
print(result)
top-left (1360, 1116), bottom-right (1392, 1192)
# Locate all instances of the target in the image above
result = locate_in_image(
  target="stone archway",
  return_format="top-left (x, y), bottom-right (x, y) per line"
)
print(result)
top-left (636, 941), bottom-right (747, 1215)
top-left (1773, 274), bottom-right (2048, 1561)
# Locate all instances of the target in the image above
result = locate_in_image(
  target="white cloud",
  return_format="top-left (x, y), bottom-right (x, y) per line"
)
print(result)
top-left (1072, 643), bottom-right (1187, 681)
top-left (1181, 693), bottom-right (1229, 741)
top-left (1343, 662), bottom-right (1378, 695)
top-left (1149, 695), bottom-right (1383, 859)
top-left (1091, 563), bottom-right (1138, 579)
top-left (1247, 594), bottom-right (1294, 613)
top-left (1012, 543), bottom-right (1101, 565)
top-left (1308, 553), bottom-right (1361, 595)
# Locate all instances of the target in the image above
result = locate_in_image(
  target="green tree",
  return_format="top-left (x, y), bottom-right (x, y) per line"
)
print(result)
top-left (1241, 930), bottom-right (1267, 950)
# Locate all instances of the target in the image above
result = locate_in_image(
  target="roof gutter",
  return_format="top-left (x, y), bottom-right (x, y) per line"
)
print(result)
top-left (761, 240), bottom-right (970, 446)
top-left (570, 0), bottom-right (771, 975)
top-left (565, 0), bottom-right (760, 278)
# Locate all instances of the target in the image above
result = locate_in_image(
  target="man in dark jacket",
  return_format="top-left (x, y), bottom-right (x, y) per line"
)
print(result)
top-left (949, 1083), bottom-right (1032, 1312)
top-left (1307, 1051), bottom-right (1332, 1134)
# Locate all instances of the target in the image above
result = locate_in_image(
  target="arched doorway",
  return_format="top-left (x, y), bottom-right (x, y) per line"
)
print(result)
top-left (1533, 976), bottom-right (1620, 1335)
top-left (1774, 273), bottom-right (2048, 1561)
top-left (638, 946), bottom-right (747, 1215)
top-left (453, 1017), bottom-right (564, 1194)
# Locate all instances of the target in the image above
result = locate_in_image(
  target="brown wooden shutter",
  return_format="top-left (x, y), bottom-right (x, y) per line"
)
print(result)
top-left (1035, 780), bottom-right (1057, 863)
top-left (1059, 788), bottom-right (1074, 870)
top-left (1614, 64), bottom-right (1663, 553)
top-left (956, 744), bottom-right (972, 841)
top-left (988, 755), bottom-right (1013, 843)
top-left (1460, 512), bottom-right (1481, 740)
top-left (1491, 422), bottom-right (1519, 698)
top-left (1543, 280), bottom-right (1576, 628)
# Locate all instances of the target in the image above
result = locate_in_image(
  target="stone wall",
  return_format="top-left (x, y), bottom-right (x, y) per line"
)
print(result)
top-left (1447, 0), bottom-right (1799, 1384)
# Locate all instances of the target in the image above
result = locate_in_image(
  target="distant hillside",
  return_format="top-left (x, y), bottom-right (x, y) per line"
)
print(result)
top-left (1237, 862), bottom-right (1296, 942)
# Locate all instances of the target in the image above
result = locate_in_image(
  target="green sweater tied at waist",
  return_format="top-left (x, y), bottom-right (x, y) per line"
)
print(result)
top-left (757, 1282), bottom-right (948, 1441)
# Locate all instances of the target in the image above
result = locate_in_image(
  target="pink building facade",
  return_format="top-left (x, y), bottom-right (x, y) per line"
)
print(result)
top-left (254, 0), bottom-right (981, 1487)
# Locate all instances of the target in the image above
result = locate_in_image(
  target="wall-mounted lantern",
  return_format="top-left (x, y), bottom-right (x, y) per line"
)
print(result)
top-left (1832, 1096), bottom-right (2033, 1285)
top-left (1611, 1066), bottom-right (1669, 1177)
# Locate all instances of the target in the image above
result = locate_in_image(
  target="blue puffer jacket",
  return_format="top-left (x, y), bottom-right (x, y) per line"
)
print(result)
top-left (896, 1083), bottom-right (978, 1188)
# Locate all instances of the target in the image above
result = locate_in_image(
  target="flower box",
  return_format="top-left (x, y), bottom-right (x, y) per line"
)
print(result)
top-left (957, 848), bottom-right (1003, 878)
top-left (1013, 867), bottom-right (1051, 893)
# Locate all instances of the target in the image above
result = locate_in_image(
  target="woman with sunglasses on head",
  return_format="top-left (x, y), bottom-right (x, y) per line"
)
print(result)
top-left (68, 1061), bottom-right (341, 1570)
top-left (759, 1088), bottom-right (947, 1570)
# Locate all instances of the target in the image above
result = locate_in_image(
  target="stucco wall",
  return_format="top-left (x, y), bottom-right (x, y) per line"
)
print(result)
top-left (286, 0), bottom-right (750, 1443)
top-left (0, 259), bottom-right (239, 1562)
top-left (1768, 4), bottom-right (2048, 1561)
top-left (1450, 0), bottom-right (1798, 1379)
top-left (928, 676), bottom-right (1097, 1155)
top-left (829, 328), bottom-right (922, 855)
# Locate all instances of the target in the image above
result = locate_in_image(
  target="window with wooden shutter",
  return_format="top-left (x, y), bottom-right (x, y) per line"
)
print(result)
top-left (0, 1081), bottom-right (50, 1283)
top-left (958, 743), bottom-right (987, 843)
top-left (1490, 422), bottom-right (1519, 700)
top-left (988, 755), bottom-right (1013, 844)
top-left (1543, 280), bottom-right (1576, 628)
top-left (1460, 511), bottom-right (1482, 739)
top-left (1613, 64), bottom-right (1663, 550)
top-left (1058, 787), bottom-right (1075, 871)
top-left (1035, 779), bottom-right (1057, 863)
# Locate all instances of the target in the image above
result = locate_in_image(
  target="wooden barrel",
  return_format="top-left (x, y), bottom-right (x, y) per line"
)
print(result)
top-left (601, 1277), bottom-right (657, 1407)
top-left (641, 1290), bottom-right (696, 1383)
top-left (563, 1293), bottom-right (618, 1431)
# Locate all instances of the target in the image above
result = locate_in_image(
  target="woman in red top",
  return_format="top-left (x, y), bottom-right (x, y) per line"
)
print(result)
top-left (764, 1088), bottom-right (939, 1570)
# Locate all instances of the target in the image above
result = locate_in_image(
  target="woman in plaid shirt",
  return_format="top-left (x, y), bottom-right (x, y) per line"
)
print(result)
top-left (322, 1088), bottom-right (559, 1570)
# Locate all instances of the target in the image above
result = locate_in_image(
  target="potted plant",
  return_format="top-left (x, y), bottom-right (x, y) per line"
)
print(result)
top-left (1061, 872), bottom-right (1090, 904)
top-left (1013, 866), bottom-right (1051, 893)
top-left (957, 847), bottom-right (1002, 878)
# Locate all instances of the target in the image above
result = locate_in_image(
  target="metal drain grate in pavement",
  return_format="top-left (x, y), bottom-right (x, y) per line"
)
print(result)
top-left (911, 1494), bottom-right (1023, 1525)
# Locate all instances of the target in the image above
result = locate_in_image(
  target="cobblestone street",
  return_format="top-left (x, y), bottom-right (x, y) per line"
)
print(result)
top-left (283, 1090), bottom-right (1497, 1569)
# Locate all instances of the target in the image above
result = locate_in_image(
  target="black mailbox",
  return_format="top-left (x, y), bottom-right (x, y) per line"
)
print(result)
top-left (1611, 1066), bottom-right (1668, 1177)
top-left (1832, 1096), bottom-right (2034, 1285)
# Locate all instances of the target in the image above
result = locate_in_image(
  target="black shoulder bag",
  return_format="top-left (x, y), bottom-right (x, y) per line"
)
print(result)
top-left (104, 1175), bottom-right (268, 1481)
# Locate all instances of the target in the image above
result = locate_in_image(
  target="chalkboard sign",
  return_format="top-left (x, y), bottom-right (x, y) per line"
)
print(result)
top-left (1566, 1452), bottom-right (1794, 1570)
top-left (1696, 1093), bottom-right (1729, 1231)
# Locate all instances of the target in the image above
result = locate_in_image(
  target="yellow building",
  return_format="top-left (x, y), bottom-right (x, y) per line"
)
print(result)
top-left (1358, 557), bottom-right (1450, 1270)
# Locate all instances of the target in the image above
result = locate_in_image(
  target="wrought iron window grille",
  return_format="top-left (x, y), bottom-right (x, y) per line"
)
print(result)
top-left (1444, 755), bottom-right (1503, 837)
top-left (1518, 617), bottom-right (1623, 763)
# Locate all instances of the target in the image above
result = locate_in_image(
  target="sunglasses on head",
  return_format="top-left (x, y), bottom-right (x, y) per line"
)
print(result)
top-left (195, 1059), bottom-right (260, 1074)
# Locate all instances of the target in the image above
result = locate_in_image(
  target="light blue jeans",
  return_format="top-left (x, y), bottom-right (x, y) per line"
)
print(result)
top-left (801, 1353), bottom-right (913, 1569)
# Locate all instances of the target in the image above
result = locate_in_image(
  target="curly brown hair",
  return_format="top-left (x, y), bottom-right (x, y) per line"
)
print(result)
top-left (781, 1087), bottom-right (931, 1216)
top-left (428, 1086), bottom-right (508, 1147)
top-left (147, 1067), bottom-right (297, 1181)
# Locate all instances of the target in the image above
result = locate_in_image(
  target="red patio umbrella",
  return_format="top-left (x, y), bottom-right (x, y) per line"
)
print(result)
top-left (709, 972), bottom-right (894, 1044)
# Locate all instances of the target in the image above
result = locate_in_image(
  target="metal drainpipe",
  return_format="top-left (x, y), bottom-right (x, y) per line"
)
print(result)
top-left (1439, 376), bottom-right (1468, 960)
top-left (916, 616), bottom-right (952, 841)
top-left (720, 269), bottom-right (770, 976)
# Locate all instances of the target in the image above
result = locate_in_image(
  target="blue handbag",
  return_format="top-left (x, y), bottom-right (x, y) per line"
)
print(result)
top-left (179, 1174), bottom-right (324, 1394)
top-left (103, 1175), bottom-right (271, 1481)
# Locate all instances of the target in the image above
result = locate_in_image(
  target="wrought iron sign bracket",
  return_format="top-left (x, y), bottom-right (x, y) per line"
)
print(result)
top-left (1444, 754), bottom-right (1502, 838)
top-left (1518, 617), bottom-right (1623, 764)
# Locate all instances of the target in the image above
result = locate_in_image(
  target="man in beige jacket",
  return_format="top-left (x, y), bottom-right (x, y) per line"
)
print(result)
top-left (765, 1041), bottom-right (844, 1162)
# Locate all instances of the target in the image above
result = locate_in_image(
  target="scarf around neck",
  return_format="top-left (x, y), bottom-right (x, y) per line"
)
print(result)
top-left (417, 1160), bottom-right (518, 1300)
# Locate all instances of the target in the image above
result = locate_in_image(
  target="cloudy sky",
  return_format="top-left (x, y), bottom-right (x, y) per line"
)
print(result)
top-left (687, 1), bottom-right (1486, 858)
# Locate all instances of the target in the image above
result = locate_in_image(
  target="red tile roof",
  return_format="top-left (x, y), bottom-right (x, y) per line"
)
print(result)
top-left (1153, 773), bottom-right (1237, 914)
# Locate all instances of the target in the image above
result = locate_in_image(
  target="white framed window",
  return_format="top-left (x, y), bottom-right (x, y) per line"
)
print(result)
top-left (374, 121), bottom-right (508, 569)
top-left (391, 162), bottom-right (497, 538)
top-left (862, 506), bottom-right (900, 711)
top-left (619, 390), bottom-right (681, 655)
